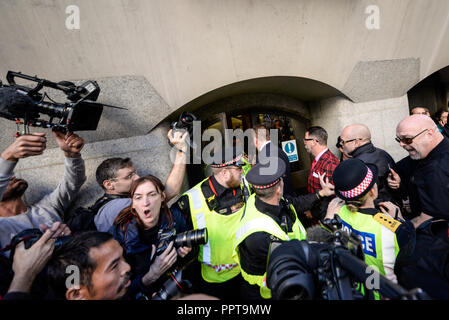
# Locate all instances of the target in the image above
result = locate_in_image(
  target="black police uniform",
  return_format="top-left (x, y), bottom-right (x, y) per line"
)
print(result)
top-left (238, 196), bottom-right (299, 299)
top-left (236, 160), bottom-right (306, 299)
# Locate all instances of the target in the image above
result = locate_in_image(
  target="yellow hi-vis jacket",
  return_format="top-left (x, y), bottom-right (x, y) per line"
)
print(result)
top-left (183, 177), bottom-right (251, 283)
top-left (232, 194), bottom-right (307, 299)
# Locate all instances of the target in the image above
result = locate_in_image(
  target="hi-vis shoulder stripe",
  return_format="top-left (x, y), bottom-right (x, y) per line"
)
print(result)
top-left (373, 213), bottom-right (401, 233)
top-left (235, 217), bottom-right (288, 242)
top-left (186, 188), bottom-right (203, 210)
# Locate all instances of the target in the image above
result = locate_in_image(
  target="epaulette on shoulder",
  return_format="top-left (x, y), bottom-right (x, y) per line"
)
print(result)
top-left (373, 213), bottom-right (401, 232)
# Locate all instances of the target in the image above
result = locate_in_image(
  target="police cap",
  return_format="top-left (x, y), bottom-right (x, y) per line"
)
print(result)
top-left (246, 158), bottom-right (286, 189)
top-left (210, 145), bottom-right (245, 168)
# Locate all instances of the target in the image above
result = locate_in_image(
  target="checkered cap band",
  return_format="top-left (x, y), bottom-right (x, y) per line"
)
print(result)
top-left (252, 178), bottom-right (281, 190)
top-left (210, 154), bottom-right (243, 168)
top-left (338, 167), bottom-right (373, 199)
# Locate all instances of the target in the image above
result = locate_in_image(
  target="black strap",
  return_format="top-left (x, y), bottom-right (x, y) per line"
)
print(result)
top-left (89, 193), bottom-right (128, 212)
top-left (201, 180), bottom-right (220, 211)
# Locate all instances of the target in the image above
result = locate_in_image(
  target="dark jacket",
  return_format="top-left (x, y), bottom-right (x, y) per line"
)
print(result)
top-left (395, 219), bottom-right (449, 299)
top-left (395, 138), bottom-right (449, 220)
top-left (284, 192), bottom-right (323, 226)
top-left (257, 141), bottom-right (295, 197)
top-left (109, 209), bottom-right (188, 298)
top-left (443, 123), bottom-right (449, 139)
top-left (350, 142), bottom-right (398, 204)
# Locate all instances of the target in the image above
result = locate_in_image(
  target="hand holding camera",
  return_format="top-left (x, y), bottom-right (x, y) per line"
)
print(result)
top-left (1, 132), bottom-right (46, 162)
top-left (167, 129), bottom-right (188, 153)
top-left (142, 241), bottom-right (178, 287)
top-left (53, 131), bottom-right (85, 158)
top-left (7, 222), bottom-right (70, 294)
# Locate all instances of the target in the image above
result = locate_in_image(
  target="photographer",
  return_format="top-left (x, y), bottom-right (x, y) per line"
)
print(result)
top-left (47, 231), bottom-right (132, 300)
top-left (0, 131), bottom-right (86, 254)
top-left (93, 129), bottom-right (187, 233)
top-left (2, 222), bottom-right (70, 300)
top-left (109, 175), bottom-right (191, 298)
top-left (325, 159), bottom-right (415, 284)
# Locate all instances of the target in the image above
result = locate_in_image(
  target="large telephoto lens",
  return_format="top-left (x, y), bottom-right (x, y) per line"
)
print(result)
top-left (174, 228), bottom-right (208, 248)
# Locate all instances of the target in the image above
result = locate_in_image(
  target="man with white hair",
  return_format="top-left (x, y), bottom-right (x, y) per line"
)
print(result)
top-left (339, 123), bottom-right (397, 203)
top-left (388, 114), bottom-right (449, 220)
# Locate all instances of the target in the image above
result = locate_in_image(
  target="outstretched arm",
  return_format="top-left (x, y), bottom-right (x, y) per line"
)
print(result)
top-left (164, 129), bottom-right (188, 201)
top-left (33, 131), bottom-right (86, 217)
top-left (0, 133), bottom-right (47, 201)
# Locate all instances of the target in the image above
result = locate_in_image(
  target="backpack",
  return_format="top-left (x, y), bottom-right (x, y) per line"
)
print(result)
top-left (65, 194), bottom-right (127, 233)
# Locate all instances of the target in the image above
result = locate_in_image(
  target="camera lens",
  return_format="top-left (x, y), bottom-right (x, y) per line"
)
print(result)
top-left (174, 228), bottom-right (208, 248)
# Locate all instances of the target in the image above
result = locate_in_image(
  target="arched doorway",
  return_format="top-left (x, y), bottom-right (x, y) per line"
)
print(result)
top-left (165, 76), bottom-right (347, 194)
top-left (407, 65), bottom-right (449, 127)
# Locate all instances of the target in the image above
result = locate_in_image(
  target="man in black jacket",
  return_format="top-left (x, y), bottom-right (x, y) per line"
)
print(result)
top-left (340, 123), bottom-right (397, 204)
top-left (388, 114), bottom-right (449, 221)
top-left (253, 124), bottom-right (295, 197)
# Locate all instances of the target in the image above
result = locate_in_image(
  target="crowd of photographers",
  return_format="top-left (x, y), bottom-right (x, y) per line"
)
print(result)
top-left (0, 105), bottom-right (448, 301)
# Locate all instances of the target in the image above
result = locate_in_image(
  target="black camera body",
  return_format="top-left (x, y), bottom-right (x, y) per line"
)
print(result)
top-left (149, 227), bottom-right (208, 300)
top-left (170, 111), bottom-right (198, 149)
top-left (6, 228), bottom-right (70, 261)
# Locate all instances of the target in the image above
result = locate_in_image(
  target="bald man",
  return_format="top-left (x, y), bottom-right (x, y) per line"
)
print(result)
top-left (389, 114), bottom-right (449, 220)
top-left (340, 124), bottom-right (397, 203)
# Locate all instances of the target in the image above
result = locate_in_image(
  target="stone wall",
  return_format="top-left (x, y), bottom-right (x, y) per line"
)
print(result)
top-left (309, 95), bottom-right (410, 162)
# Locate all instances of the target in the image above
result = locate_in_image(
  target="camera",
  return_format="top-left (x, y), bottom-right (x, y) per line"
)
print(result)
top-left (149, 228), bottom-right (207, 300)
top-left (266, 216), bottom-right (429, 300)
top-left (151, 269), bottom-right (192, 300)
top-left (156, 228), bottom-right (208, 256)
top-left (2, 228), bottom-right (71, 260)
top-left (170, 111), bottom-right (198, 149)
top-left (0, 71), bottom-right (123, 135)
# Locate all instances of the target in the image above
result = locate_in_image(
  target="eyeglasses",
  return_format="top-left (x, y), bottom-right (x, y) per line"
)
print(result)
top-left (303, 138), bottom-right (317, 142)
top-left (395, 129), bottom-right (428, 145)
top-left (111, 171), bottom-right (138, 181)
top-left (340, 138), bottom-right (363, 145)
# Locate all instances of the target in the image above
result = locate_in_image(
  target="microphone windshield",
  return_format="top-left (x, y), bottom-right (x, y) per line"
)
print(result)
top-left (0, 87), bottom-right (37, 119)
top-left (306, 225), bottom-right (333, 243)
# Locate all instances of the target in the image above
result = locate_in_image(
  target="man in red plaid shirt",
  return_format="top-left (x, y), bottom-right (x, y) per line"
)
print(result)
top-left (304, 126), bottom-right (339, 220)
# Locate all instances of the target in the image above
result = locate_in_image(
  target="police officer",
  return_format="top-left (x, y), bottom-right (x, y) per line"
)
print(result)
top-left (325, 159), bottom-right (415, 284)
top-left (232, 160), bottom-right (307, 300)
top-left (173, 145), bottom-right (250, 300)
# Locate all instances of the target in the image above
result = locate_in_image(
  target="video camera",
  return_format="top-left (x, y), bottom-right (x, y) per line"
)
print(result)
top-left (1, 228), bottom-right (71, 261)
top-left (266, 215), bottom-right (429, 300)
top-left (0, 71), bottom-right (124, 135)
